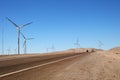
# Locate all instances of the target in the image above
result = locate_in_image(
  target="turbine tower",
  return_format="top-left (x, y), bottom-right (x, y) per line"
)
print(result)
top-left (51, 44), bottom-right (55, 51)
top-left (46, 44), bottom-right (55, 53)
top-left (98, 40), bottom-right (104, 49)
top-left (0, 20), bottom-right (4, 55)
top-left (46, 48), bottom-right (49, 53)
top-left (6, 48), bottom-right (11, 55)
top-left (0, 19), bottom-right (4, 55)
top-left (74, 38), bottom-right (80, 49)
top-left (21, 32), bottom-right (34, 54)
top-left (2, 23), bottom-right (4, 54)
top-left (74, 38), bottom-right (80, 53)
top-left (6, 17), bottom-right (32, 54)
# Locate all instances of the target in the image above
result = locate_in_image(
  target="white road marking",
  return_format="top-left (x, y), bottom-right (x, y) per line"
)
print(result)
top-left (0, 54), bottom-right (81, 78)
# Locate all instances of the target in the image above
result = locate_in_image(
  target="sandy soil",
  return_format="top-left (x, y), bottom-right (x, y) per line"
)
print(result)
top-left (55, 51), bottom-right (120, 80)
top-left (1, 50), bottom-right (120, 80)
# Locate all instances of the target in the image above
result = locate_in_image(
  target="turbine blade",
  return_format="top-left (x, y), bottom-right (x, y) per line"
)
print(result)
top-left (6, 17), bottom-right (19, 28)
top-left (20, 32), bottom-right (26, 39)
top-left (27, 38), bottom-right (34, 40)
top-left (98, 40), bottom-right (103, 45)
top-left (21, 22), bottom-right (33, 28)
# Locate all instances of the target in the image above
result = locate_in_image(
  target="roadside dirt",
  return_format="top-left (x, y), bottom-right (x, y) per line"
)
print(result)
top-left (1, 51), bottom-right (120, 80)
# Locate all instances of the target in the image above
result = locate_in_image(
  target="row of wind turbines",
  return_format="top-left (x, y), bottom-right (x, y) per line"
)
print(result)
top-left (6, 17), bottom-right (33, 54)
top-left (1, 18), bottom-right (104, 55)
top-left (46, 44), bottom-right (55, 52)
top-left (1, 18), bottom-right (56, 55)
top-left (74, 38), bottom-right (104, 49)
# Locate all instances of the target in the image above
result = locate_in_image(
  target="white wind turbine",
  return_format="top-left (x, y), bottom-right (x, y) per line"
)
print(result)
top-left (21, 32), bottom-right (34, 54)
top-left (6, 17), bottom-right (32, 54)
top-left (98, 40), bottom-right (104, 49)
top-left (74, 38), bottom-right (81, 53)
top-left (74, 38), bottom-right (80, 49)
top-left (51, 44), bottom-right (55, 51)
top-left (46, 44), bottom-right (55, 53)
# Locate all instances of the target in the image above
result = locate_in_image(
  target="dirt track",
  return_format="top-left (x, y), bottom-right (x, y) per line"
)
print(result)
top-left (1, 51), bottom-right (120, 80)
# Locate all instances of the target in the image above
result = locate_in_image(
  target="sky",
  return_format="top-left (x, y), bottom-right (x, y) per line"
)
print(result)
top-left (0, 0), bottom-right (120, 54)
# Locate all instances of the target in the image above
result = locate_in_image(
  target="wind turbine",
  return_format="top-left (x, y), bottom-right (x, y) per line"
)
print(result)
top-left (21, 32), bottom-right (34, 54)
top-left (98, 40), bottom-right (104, 49)
top-left (51, 44), bottom-right (55, 51)
top-left (46, 44), bottom-right (55, 53)
top-left (2, 21), bottom-right (4, 54)
top-left (46, 48), bottom-right (49, 53)
top-left (74, 38), bottom-right (81, 53)
top-left (74, 38), bottom-right (80, 49)
top-left (14, 48), bottom-right (17, 54)
top-left (6, 17), bottom-right (32, 54)
top-left (6, 48), bottom-right (11, 55)
top-left (0, 19), bottom-right (4, 55)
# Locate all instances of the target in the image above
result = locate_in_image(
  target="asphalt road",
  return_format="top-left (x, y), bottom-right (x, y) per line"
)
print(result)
top-left (0, 52), bottom-right (89, 80)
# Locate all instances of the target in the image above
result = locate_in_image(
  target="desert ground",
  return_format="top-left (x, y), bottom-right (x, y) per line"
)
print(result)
top-left (0, 48), bottom-right (120, 80)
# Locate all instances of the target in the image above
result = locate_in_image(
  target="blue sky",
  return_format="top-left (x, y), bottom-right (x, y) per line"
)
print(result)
top-left (0, 0), bottom-right (120, 54)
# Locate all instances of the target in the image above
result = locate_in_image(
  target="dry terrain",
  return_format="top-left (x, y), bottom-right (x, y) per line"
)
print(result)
top-left (0, 48), bottom-right (120, 80)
